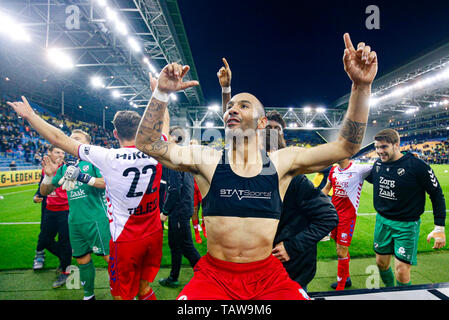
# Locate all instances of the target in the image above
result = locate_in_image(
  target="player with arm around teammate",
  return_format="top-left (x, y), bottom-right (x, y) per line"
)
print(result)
top-left (217, 68), bottom-right (339, 292)
top-left (135, 33), bottom-right (378, 300)
top-left (7, 96), bottom-right (170, 300)
top-left (39, 129), bottom-right (110, 300)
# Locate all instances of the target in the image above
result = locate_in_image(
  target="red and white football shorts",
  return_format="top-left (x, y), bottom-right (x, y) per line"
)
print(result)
top-left (108, 231), bottom-right (163, 300)
top-left (177, 253), bottom-right (310, 300)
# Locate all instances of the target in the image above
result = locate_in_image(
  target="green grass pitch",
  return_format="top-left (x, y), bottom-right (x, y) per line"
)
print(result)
top-left (0, 164), bottom-right (448, 299)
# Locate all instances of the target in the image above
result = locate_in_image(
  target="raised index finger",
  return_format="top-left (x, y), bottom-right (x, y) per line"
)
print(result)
top-left (222, 57), bottom-right (229, 69)
top-left (343, 33), bottom-right (355, 51)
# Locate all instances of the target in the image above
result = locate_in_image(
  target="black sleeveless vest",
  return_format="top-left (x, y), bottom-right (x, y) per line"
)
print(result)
top-left (202, 148), bottom-right (282, 220)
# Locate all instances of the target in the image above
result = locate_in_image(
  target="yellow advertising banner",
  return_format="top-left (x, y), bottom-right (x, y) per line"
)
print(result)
top-left (0, 169), bottom-right (41, 187)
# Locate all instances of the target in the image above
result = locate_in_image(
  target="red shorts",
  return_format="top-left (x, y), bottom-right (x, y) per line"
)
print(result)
top-left (194, 181), bottom-right (202, 208)
top-left (177, 253), bottom-right (309, 300)
top-left (108, 231), bottom-right (163, 300)
top-left (330, 214), bottom-right (356, 246)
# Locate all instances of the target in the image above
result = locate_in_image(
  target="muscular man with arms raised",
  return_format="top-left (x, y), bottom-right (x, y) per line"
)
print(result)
top-left (135, 33), bottom-right (378, 300)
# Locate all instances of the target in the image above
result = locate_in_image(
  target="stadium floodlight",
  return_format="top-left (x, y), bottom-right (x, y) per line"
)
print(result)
top-left (90, 76), bottom-right (105, 88)
top-left (205, 121), bottom-right (214, 128)
top-left (127, 37), bottom-right (141, 52)
top-left (148, 63), bottom-right (157, 75)
top-left (115, 21), bottom-right (128, 36)
top-left (316, 107), bottom-right (326, 113)
top-left (47, 49), bottom-right (74, 70)
top-left (105, 7), bottom-right (118, 22)
top-left (0, 12), bottom-right (31, 42)
top-left (208, 104), bottom-right (220, 112)
top-left (170, 93), bottom-right (177, 101)
top-left (95, 0), bottom-right (108, 7)
top-left (288, 107), bottom-right (293, 112)
top-left (305, 123), bottom-right (314, 128)
top-left (111, 90), bottom-right (121, 98)
top-left (303, 106), bottom-right (312, 113)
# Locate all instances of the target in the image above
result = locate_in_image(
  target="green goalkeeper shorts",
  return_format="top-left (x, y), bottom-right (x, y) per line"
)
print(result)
top-left (373, 214), bottom-right (420, 265)
top-left (69, 219), bottom-right (111, 258)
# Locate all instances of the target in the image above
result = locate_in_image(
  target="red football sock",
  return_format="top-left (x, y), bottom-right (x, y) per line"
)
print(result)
top-left (201, 221), bottom-right (207, 238)
top-left (336, 253), bottom-right (350, 291)
top-left (138, 288), bottom-right (156, 300)
top-left (192, 219), bottom-right (199, 231)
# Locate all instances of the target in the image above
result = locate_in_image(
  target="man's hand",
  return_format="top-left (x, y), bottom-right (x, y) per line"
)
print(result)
top-left (157, 63), bottom-right (199, 94)
top-left (427, 226), bottom-right (446, 249)
top-left (160, 213), bottom-right (168, 222)
top-left (7, 96), bottom-right (35, 120)
top-left (342, 33), bottom-right (378, 86)
top-left (217, 58), bottom-right (232, 88)
top-left (149, 72), bottom-right (157, 92)
top-left (33, 195), bottom-right (43, 203)
top-left (272, 242), bottom-right (290, 263)
top-left (58, 165), bottom-right (96, 191)
top-left (42, 155), bottom-right (60, 177)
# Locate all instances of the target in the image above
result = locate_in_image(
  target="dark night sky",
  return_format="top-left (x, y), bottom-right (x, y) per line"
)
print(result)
top-left (177, 0), bottom-right (449, 108)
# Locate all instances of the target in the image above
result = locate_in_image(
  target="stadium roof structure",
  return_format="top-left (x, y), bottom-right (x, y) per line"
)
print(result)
top-left (0, 0), bottom-right (204, 126)
top-left (332, 41), bottom-right (449, 125)
top-left (187, 105), bottom-right (348, 131)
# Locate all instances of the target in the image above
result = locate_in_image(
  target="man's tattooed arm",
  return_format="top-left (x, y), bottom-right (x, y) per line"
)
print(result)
top-left (136, 98), bottom-right (169, 157)
top-left (339, 117), bottom-right (367, 145)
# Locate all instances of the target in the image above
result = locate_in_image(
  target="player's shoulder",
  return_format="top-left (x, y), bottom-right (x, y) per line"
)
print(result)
top-left (352, 162), bottom-right (373, 171)
top-left (403, 152), bottom-right (429, 168)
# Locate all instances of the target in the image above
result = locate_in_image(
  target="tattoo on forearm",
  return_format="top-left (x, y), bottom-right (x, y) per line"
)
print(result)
top-left (142, 140), bottom-right (170, 157)
top-left (137, 99), bottom-right (168, 155)
top-left (340, 118), bottom-right (366, 144)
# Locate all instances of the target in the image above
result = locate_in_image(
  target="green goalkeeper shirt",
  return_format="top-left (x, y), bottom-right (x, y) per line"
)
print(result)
top-left (52, 161), bottom-right (108, 225)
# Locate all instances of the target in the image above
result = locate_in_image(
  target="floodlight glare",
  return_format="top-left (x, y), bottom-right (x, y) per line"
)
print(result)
top-left (169, 93), bottom-right (177, 101)
top-left (208, 105), bottom-right (219, 112)
top-left (148, 63), bottom-right (157, 75)
top-left (111, 90), bottom-right (121, 98)
top-left (0, 12), bottom-right (31, 42)
top-left (90, 76), bottom-right (104, 88)
top-left (115, 21), bottom-right (128, 36)
top-left (47, 49), bottom-right (74, 70)
top-left (303, 106), bottom-right (312, 113)
top-left (205, 122), bottom-right (214, 128)
top-left (106, 7), bottom-right (118, 22)
top-left (127, 37), bottom-right (141, 52)
top-left (316, 107), bottom-right (326, 113)
top-left (96, 0), bottom-right (108, 7)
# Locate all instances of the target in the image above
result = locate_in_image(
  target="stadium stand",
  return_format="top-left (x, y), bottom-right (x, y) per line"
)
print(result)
top-left (0, 97), bottom-right (118, 171)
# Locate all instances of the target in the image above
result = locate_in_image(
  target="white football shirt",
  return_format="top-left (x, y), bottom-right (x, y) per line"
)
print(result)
top-left (328, 162), bottom-right (372, 216)
top-left (78, 143), bottom-right (164, 242)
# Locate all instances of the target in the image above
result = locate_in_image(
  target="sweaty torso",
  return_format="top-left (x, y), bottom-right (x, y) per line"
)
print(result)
top-left (196, 149), bottom-right (286, 263)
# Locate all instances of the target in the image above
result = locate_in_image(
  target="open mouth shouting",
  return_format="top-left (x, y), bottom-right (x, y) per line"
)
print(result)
top-left (226, 117), bottom-right (241, 127)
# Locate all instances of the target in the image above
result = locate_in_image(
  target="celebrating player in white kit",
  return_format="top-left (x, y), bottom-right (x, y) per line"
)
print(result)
top-left (7, 97), bottom-right (169, 300)
top-left (323, 158), bottom-right (372, 290)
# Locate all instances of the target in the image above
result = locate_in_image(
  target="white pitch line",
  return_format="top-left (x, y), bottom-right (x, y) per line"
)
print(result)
top-left (0, 222), bottom-right (40, 225)
top-left (0, 189), bottom-right (35, 196)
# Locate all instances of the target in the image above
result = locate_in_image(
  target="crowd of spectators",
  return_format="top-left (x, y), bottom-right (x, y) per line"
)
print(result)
top-left (0, 98), bottom-right (118, 169)
top-left (389, 111), bottom-right (449, 143)
top-left (364, 139), bottom-right (449, 164)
